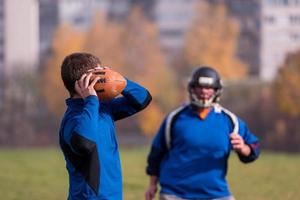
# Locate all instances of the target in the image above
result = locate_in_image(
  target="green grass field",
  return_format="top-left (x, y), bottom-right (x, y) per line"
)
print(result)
top-left (0, 147), bottom-right (299, 200)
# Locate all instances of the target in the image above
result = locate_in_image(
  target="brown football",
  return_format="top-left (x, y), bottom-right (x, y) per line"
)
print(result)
top-left (90, 68), bottom-right (127, 101)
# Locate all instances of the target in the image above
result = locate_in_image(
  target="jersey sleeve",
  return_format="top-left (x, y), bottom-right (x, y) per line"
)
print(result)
top-left (237, 118), bottom-right (260, 163)
top-left (107, 78), bottom-right (152, 121)
top-left (67, 96), bottom-right (100, 155)
top-left (146, 118), bottom-right (168, 177)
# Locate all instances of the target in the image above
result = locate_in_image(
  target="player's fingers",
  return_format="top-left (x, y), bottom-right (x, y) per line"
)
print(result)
top-left (151, 192), bottom-right (155, 199)
top-left (145, 192), bottom-right (152, 200)
top-left (94, 65), bottom-right (102, 70)
top-left (78, 73), bottom-right (87, 88)
top-left (231, 136), bottom-right (242, 144)
top-left (79, 73), bottom-right (87, 81)
top-left (231, 138), bottom-right (241, 144)
top-left (233, 144), bottom-right (243, 151)
top-left (84, 72), bottom-right (93, 88)
top-left (90, 76), bottom-right (100, 87)
top-left (232, 139), bottom-right (244, 150)
top-left (87, 67), bottom-right (98, 72)
top-left (145, 192), bottom-right (149, 200)
top-left (231, 141), bottom-right (240, 148)
top-left (229, 132), bottom-right (239, 139)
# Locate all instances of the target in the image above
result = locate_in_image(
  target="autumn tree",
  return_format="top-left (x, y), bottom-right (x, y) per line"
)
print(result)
top-left (183, 2), bottom-right (247, 79)
top-left (273, 50), bottom-right (300, 117)
top-left (121, 7), bottom-right (179, 136)
top-left (41, 8), bottom-right (179, 136)
top-left (84, 9), bottom-right (178, 136)
top-left (42, 24), bottom-right (86, 118)
top-left (83, 12), bottom-right (124, 72)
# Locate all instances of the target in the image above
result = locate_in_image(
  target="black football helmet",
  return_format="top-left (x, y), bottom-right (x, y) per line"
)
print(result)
top-left (188, 66), bottom-right (222, 108)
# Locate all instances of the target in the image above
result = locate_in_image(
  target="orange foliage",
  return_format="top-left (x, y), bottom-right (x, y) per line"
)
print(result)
top-left (273, 50), bottom-right (300, 117)
top-left (42, 24), bottom-right (86, 117)
top-left (139, 103), bottom-right (164, 137)
top-left (121, 7), bottom-right (179, 135)
top-left (183, 2), bottom-right (247, 80)
top-left (41, 8), bottom-right (179, 136)
top-left (83, 12), bottom-right (124, 72)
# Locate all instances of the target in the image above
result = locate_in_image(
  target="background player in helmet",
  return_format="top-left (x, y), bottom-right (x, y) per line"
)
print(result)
top-left (145, 66), bottom-right (260, 200)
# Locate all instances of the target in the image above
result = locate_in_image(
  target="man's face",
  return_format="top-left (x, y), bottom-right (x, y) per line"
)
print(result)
top-left (191, 86), bottom-right (215, 101)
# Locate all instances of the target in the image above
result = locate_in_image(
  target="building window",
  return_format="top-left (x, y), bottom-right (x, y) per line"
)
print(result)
top-left (288, 0), bottom-right (300, 5)
top-left (266, 0), bottom-right (300, 5)
top-left (291, 33), bottom-right (300, 40)
top-left (160, 29), bottom-right (184, 37)
top-left (290, 15), bottom-right (300, 25)
top-left (264, 16), bottom-right (276, 24)
top-left (266, 0), bottom-right (275, 5)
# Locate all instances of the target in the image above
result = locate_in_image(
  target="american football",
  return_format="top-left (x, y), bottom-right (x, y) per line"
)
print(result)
top-left (91, 68), bottom-right (127, 101)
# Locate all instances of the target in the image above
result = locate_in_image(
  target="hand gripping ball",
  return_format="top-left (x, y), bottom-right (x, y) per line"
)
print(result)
top-left (91, 68), bottom-right (127, 101)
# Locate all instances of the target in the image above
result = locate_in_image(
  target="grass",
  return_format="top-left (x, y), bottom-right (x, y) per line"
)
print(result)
top-left (0, 147), bottom-right (299, 200)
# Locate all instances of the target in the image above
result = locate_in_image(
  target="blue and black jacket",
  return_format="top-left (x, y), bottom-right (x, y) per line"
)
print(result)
top-left (146, 104), bottom-right (260, 199)
top-left (59, 79), bottom-right (151, 200)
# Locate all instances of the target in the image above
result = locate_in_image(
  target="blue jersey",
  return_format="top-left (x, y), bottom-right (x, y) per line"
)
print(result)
top-left (146, 105), bottom-right (260, 199)
top-left (59, 79), bottom-right (151, 200)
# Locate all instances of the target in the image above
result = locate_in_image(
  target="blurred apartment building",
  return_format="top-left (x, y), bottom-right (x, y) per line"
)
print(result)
top-left (39, 0), bottom-right (59, 58)
top-left (39, 0), bottom-right (131, 58)
top-left (39, 0), bottom-right (153, 58)
top-left (0, 0), bottom-right (4, 75)
top-left (154, 0), bottom-right (198, 57)
top-left (153, 0), bottom-right (261, 76)
top-left (154, 0), bottom-right (260, 77)
top-left (0, 0), bottom-right (39, 75)
top-left (1, 0), bottom-right (300, 82)
top-left (39, 0), bottom-right (165, 61)
top-left (154, 0), bottom-right (300, 81)
top-left (0, 0), bottom-right (4, 100)
top-left (225, 0), bottom-right (261, 76)
top-left (260, 0), bottom-right (300, 81)
top-left (57, 0), bottom-right (123, 29)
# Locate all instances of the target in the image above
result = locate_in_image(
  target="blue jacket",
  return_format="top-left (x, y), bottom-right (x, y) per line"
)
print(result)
top-left (59, 79), bottom-right (151, 200)
top-left (146, 104), bottom-right (260, 199)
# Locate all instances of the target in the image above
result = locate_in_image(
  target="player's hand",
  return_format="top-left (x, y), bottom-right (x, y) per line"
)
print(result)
top-left (75, 72), bottom-right (100, 99)
top-left (145, 184), bottom-right (157, 200)
top-left (87, 65), bottom-right (111, 72)
top-left (230, 133), bottom-right (251, 156)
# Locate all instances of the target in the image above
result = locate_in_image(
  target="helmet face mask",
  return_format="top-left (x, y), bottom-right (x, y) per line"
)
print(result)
top-left (188, 66), bottom-right (222, 108)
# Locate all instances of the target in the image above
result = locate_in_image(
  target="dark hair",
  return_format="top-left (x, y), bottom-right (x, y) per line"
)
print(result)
top-left (61, 52), bottom-right (101, 96)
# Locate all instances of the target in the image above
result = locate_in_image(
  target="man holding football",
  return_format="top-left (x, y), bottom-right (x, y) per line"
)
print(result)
top-left (59, 52), bottom-right (152, 200)
top-left (145, 66), bottom-right (260, 200)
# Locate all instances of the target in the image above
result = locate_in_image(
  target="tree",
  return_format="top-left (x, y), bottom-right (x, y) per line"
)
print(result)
top-left (41, 8), bottom-right (180, 136)
top-left (83, 12), bottom-right (124, 72)
top-left (183, 2), bottom-right (247, 79)
top-left (121, 6), bottom-right (179, 136)
top-left (42, 24), bottom-right (86, 118)
top-left (273, 50), bottom-right (300, 117)
top-left (0, 69), bottom-right (56, 146)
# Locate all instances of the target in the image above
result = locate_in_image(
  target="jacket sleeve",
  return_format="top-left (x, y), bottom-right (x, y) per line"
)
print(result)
top-left (236, 118), bottom-right (260, 163)
top-left (69, 96), bottom-right (100, 155)
top-left (146, 119), bottom-right (168, 177)
top-left (108, 78), bottom-right (152, 121)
